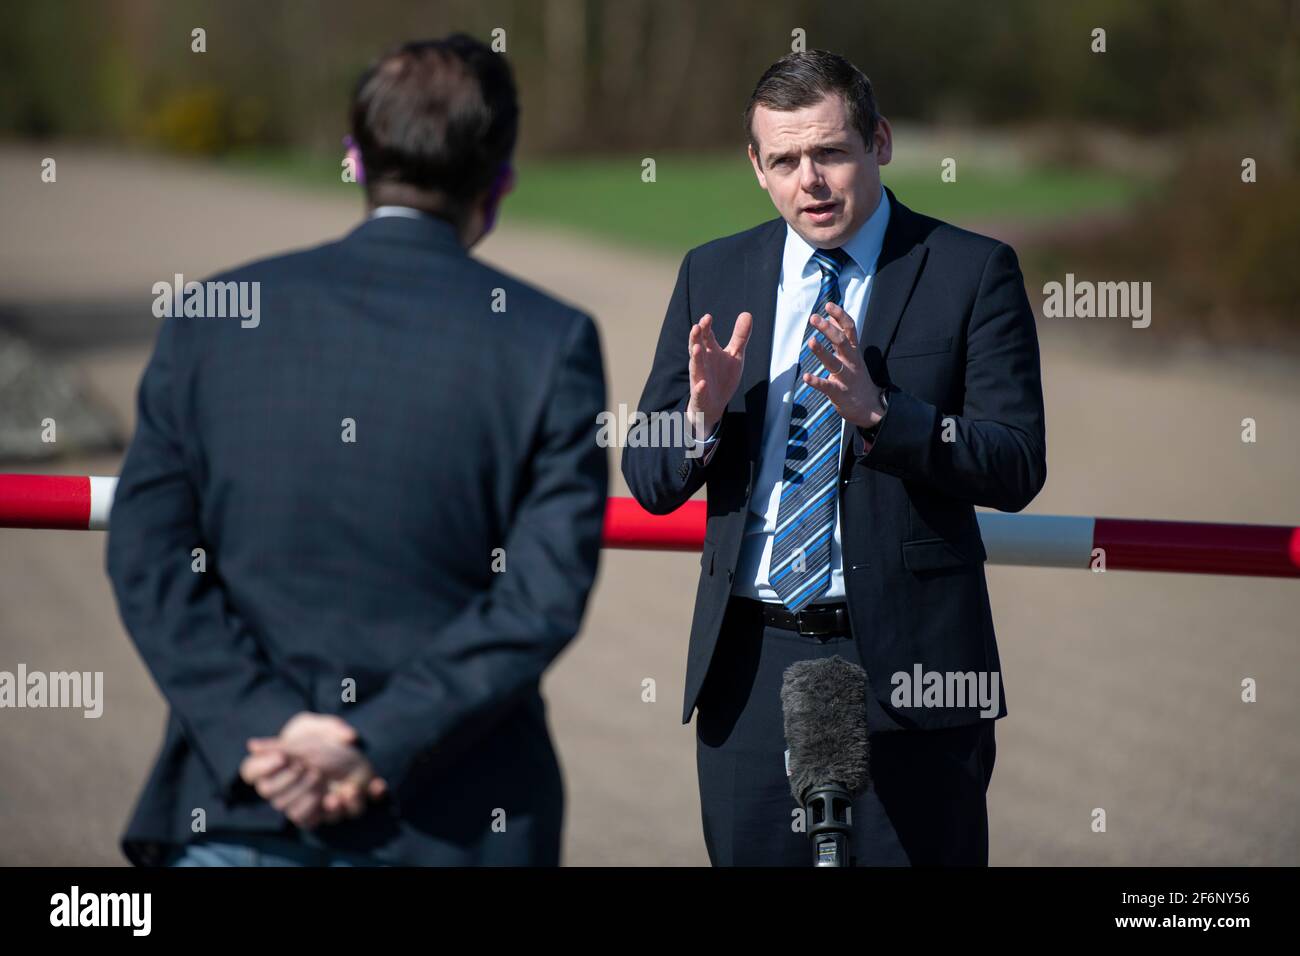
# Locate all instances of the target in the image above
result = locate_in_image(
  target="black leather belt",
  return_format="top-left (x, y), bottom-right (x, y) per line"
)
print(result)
top-left (732, 596), bottom-right (850, 636)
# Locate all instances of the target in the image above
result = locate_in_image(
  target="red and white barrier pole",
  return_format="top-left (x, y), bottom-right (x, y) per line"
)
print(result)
top-left (0, 474), bottom-right (118, 531)
top-left (4, 474), bottom-right (1299, 578)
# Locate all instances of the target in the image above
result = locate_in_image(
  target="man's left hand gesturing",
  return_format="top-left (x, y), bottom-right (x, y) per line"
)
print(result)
top-left (802, 301), bottom-right (887, 430)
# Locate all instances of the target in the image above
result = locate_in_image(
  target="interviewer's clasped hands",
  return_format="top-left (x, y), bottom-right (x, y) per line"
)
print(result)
top-left (238, 712), bottom-right (388, 830)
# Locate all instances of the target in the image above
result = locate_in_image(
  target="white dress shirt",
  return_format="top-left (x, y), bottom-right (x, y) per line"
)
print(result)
top-left (728, 190), bottom-right (891, 604)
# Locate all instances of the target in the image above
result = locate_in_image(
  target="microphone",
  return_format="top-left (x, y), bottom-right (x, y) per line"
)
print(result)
top-left (781, 656), bottom-right (870, 867)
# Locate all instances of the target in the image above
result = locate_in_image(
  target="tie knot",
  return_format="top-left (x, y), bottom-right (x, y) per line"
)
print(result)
top-left (811, 247), bottom-right (850, 277)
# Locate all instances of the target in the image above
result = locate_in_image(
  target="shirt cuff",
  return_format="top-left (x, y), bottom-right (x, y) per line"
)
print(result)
top-left (854, 386), bottom-right (892, 455)
top-left (684, 418), bottom-right (722, 464)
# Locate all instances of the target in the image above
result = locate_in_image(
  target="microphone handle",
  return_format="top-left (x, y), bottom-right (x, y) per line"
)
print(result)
top-left (804, 784), bottom-right (854, 867)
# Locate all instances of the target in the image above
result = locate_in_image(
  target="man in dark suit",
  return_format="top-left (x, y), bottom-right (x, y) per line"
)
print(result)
top-left (106, 36), bottom-right (608, 866)
top-left (623, 50), bottom-right (1046, 865)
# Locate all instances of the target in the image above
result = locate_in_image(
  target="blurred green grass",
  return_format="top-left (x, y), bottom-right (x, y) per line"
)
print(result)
top-left (222, 150), bottom-right (1148, 252)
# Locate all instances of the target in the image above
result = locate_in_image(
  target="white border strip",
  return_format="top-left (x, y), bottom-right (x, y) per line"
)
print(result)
top-left (977, 513), bottom-right (1096, 569)
top-left (88, 476), bottom-right (118, 531)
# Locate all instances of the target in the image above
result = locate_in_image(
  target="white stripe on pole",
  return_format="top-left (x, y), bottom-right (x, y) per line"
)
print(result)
top-left (976, 513), bottom-right (1096, 569)
top-left (88, 476), bottom-right (118, 531)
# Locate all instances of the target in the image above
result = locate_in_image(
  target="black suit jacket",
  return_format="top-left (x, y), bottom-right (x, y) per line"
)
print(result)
top-left (622, 187), bottom-right (1046, 730)
top-left (106, 214), bottom-right (608, 865)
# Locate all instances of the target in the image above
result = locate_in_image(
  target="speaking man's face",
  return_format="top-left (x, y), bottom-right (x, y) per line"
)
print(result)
top-left (748, 93), bottom-right (892, 249)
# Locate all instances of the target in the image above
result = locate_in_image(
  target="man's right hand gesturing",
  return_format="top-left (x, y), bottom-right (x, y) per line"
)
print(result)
top-left (686, 312), bottom-right (753, 442)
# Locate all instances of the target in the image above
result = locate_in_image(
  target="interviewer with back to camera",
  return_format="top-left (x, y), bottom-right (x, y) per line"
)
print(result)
top-left (624, 50), bottom-right (1046, 866)
top-left (106, 35), bottom-right (608, 866)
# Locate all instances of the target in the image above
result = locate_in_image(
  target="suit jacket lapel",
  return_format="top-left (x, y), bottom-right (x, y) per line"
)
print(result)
top-left (842, 187), bottom-right (928, 470)
top-left (859, 186), bottom-right (927, 363)
top-left (741, 219), bottom-right (786, 466)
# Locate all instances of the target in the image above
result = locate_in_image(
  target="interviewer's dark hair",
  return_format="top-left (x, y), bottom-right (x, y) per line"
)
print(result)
top-left (350, 35), bottom-right (518, 219)
top-left (745, 50), bottom-right (880, 155)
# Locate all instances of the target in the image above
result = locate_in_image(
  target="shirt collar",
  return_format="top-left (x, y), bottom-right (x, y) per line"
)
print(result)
top-left (781, 187), bottom-right (891, 287)
top-left (370, 205), bottom-right (433, 220)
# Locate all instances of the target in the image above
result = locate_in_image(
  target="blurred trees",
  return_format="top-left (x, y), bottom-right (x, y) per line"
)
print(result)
top-left (0, 0), bottom-right (1294, 342)
top-left (1, 0), bottom-right (1294, 158)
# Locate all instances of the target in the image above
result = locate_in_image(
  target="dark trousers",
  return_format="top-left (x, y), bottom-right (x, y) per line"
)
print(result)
top-left (695, 598), bottom-right (997, 866)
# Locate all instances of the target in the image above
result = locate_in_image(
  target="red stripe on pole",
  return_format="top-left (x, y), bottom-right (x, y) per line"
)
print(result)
top-left (0, 475), bottom-right (91, 530)
top-left (603, 497), bottom-right (705, 551)
top-left (1093, 517), bottom-right (1300, 578)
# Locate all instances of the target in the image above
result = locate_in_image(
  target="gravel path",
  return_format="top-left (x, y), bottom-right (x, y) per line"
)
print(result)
top-left (1, 146), bottom-right (1296, 865)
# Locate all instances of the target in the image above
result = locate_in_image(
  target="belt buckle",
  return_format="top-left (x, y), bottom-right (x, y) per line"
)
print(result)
top-left (796, 608), bottom-right (835, 637)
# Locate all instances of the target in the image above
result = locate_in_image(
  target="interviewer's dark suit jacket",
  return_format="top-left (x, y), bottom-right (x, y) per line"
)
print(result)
top-left (623, 187), bottom-right (1046, 730)
top-left (106, 214), bottom-right (608, 865)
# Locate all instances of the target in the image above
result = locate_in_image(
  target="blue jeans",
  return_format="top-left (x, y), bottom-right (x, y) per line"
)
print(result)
top-left (165, 831), bottom-right (390, 867)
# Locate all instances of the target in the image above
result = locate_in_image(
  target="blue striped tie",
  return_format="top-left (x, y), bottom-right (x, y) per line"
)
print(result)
top-left (770, 247), bottom-right (851, 612)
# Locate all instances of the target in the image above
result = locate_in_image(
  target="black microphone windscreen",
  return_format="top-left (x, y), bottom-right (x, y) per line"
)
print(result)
top-left (781, 656), bottom-right (870, 802)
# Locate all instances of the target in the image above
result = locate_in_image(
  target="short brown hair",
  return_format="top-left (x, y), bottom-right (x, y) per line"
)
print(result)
top-left (350, 35), bottom-right (518, 218)
top-left (745, 50), bottom-right (880, 155)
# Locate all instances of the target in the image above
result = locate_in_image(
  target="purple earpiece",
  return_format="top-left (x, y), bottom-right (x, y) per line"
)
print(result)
top-left (342, 135), bottom-right (366, 184)
top-left (481, 162), bottom-right (515, 235)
